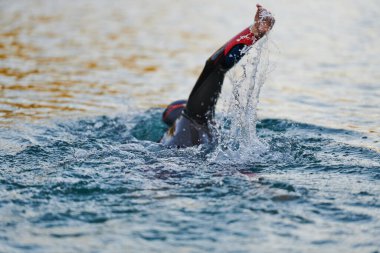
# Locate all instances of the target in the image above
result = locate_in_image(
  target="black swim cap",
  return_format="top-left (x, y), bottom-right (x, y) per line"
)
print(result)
top-left (162, 100), bottom-right (187, 126)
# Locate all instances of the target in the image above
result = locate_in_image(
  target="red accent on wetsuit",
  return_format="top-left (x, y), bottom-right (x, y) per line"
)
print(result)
top-left (163, 104), bottom-right (186, 121)
top-left (223, 27), bottom-right (256, 56)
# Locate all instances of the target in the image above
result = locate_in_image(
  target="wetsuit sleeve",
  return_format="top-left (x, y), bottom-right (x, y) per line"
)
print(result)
top-left (184, 26), bottom-right (258, 124)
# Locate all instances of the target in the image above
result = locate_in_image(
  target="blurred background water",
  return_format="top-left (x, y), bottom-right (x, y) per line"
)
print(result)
top-left (0, 0), bottom-right (379, 252)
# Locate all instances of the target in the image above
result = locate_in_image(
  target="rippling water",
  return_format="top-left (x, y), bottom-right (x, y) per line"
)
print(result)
top-left (1, 0), bottom-right (379, 252)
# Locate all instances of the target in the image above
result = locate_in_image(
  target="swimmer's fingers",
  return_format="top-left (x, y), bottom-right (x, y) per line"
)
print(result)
top-left (254, 4), bottom-right (273, 23)
top-left (255, 4), bottom-right (275, 33)
top-left (254, 4), bottom-right (262, 22)
top-left (253, 4), bottom-right (275, 37)
top-left (262, 13), bottom-right (275, 29)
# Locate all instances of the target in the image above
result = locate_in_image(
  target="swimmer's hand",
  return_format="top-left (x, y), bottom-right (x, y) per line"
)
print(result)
top-left (252, 4), bottom-right (275, 39)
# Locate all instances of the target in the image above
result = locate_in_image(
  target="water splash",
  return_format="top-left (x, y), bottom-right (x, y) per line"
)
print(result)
top-left (210, 37), bottom-right (271, 163)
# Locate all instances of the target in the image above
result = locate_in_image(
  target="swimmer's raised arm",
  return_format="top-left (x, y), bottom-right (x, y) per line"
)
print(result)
top-left (161, 4), bottom-right (275, 147)
top-left (185, 4), bottom-right (275, 124)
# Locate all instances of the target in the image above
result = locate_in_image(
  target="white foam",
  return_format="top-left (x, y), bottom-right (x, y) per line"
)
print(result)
top-left (209, 37), bottom-right (271, 164)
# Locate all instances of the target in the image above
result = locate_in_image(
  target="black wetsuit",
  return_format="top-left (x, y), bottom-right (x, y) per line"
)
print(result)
top-left (160, 26), bottom-right (259, 148)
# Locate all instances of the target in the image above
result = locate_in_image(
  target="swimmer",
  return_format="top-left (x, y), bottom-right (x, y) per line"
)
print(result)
top-left (160, 4), bottom-right (275, 148)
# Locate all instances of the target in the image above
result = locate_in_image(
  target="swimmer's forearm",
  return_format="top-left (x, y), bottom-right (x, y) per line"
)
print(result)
top-left (185, 5), bottom-right (274, 123)
top-left (211, 4), bottom-right (275, 70)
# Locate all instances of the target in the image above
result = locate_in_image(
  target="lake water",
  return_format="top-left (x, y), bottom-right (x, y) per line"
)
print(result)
top-left (0, 0), bottom-right (379, 252)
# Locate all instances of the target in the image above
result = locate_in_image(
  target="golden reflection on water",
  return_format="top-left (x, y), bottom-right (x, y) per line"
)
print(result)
top-left (0, 0), bottom-right (185, 124)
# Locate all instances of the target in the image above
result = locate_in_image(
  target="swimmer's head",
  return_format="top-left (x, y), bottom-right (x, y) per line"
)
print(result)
top-left (162, 100), bottom-right (187, 126)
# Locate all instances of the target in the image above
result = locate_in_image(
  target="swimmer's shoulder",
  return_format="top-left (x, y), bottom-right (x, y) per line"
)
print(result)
top-left (160, 112), bottom-right (212, 148)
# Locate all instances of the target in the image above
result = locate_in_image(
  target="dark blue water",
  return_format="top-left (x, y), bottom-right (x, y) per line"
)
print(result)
top-left (1, 110), bottom-right (379, 252)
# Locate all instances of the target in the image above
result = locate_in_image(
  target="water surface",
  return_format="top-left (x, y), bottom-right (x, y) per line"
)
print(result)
top-left (0, 0), bottom-right (379, 252)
